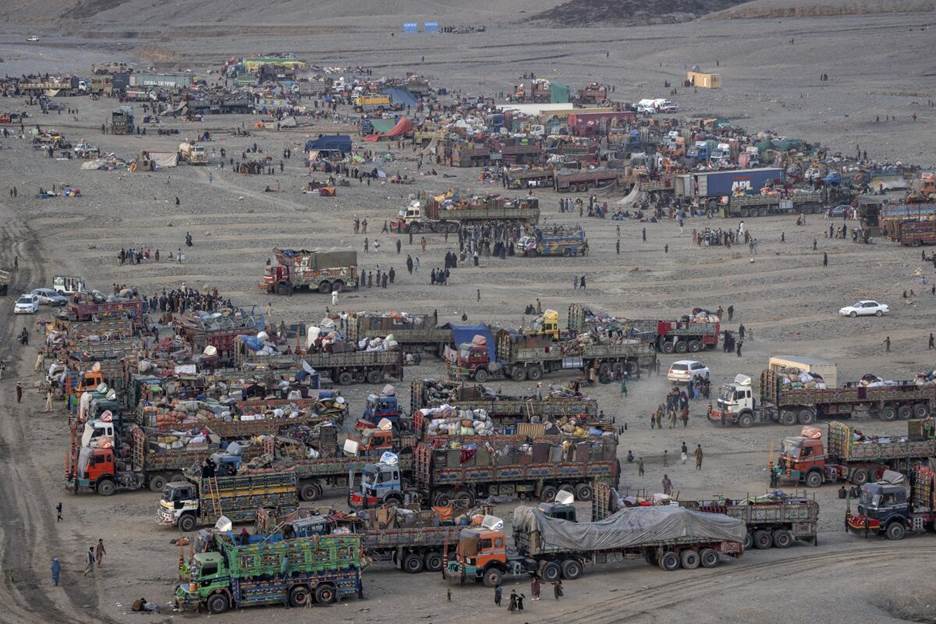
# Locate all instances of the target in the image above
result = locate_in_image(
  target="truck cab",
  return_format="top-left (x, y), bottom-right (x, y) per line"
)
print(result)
top-left (775, 436), bottom-right (827, 488)
top-left (81, 419), bottom-right (115, 447)
top-left (73, 446), bottom-right (118, 494)
top-left (348, 462), bottom-right (403, 509)
top-left (454, 344), bottom-right (494, 381)
top-left (710, 374), bottom-right (756, 426)
top-left (175, 551), bottom-right (227, 610)
top-left (356, 393), bottom-right (401, 430)
top-left (159, 481), bottom-right (201, 531)
top-left (847, 482), bottom-right (910, 538)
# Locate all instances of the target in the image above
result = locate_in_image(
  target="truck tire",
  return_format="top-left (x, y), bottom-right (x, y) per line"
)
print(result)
top-left (880, 406), bottom-right (897, 421)
top-left (300, 481), bottom-right (323, 501)
top-left (314, 583), bottom-right (337, 604)
top-left (424, 551), bottom-right (444, 573)
top-left (409, 222), bottom-right (422, 234)
top-left (886, 522), bottom-right (907, 541)
top-left (743, 533), bottom-right (753, 550)
top-left (700, 548), bottom-right (719, 568)
top-left (680, 549), bottom-right (700, 569)
top-left (797, 409), bottom-right (816, 425)
top-left (289, 585), bottom-right (311, 607)
top-left (674, 341), bottom-right (688, 354)
top-left (687, 340), bottom-right (702, 353)
top-left (661, 342), bottom-right (675, 354)
top-left (383, 494), bottom-right (403, 507)
top-left (206, 593), bottom-right (230, 614)
top-left (178, 514), bottom-right (198, 532)
top-left (914, 403), bottom-right (930, 419)
top-left (738, 412), bottom-right (754, 428)
top-left (561, 559), bottom-right (583, 580)
top-left (432, 490), bottom-right (453, 507)
top-left (574, 482), bottom-right (594, 501)
top-left (511, 365), bottom-right (527, 381)
top-left (318, 281), bottom-right (331, 294)
top-left (753, 530), bottom-right (773, 549)
top-left (332, 280), bottom-right (345, 293)
top-left (779, 410), bottom-right (797, 426)
top-left (453, 490), bottom-right (475, 508)
top-left (482, 567), bottom-right (503, 587)
top-left (541, 561), bottom-right (561, 582)
top-left (366, 369), bottom-right (384, 384)
top-left (96, 479), bottom-right (115, 496)
top-left (658, 551), bottom-right (680, 571)
top-left (403, 552), bottom-right (424, 573)
top-left (337, 371), bottom-right (354, 385)
top-left (850, 468), bottom-right (869, 486)
top-left (625, 361), bottom-right (639, 377)
top-left (773, 530), bottom-right (794, 549)
top-left (598, 362), bottom-right (612, 379)
top-left (526, 365), bottom-right (543, 381)
top-left (540, 485), bottom-right (558, 502)
top-left (805, 471), bottom-right (823, 489)
top-left (898, 405), bottom-right (913, 420)
top-left (473, 369), bottom-right (489, 383)
top-left (148, 474), bottom-right (167, 492)
top-left (276, 283), bottom-right (292, 296)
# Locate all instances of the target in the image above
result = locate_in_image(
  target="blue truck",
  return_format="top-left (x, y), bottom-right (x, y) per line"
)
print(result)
top-left (676, 167), bottom-right (784, 199)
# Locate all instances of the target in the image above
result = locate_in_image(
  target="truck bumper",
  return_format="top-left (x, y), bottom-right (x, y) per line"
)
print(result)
top-left (156, 507), bottom-right (177, 526)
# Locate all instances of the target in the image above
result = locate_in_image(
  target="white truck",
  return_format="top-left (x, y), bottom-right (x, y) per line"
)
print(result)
top-left (178, 142), bottom-right (208, 165)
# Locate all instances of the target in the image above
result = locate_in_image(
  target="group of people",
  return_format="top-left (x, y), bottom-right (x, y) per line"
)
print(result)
top-left (359, 266), bottom-right (395, 289)
top-left (493, 576), bottom-right (563, 611)
top-left (652, 386), bottom-right (691, 429)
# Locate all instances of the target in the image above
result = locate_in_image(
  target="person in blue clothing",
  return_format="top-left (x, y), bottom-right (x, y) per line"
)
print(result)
top-left (51, 558), bottom-right (61, 586)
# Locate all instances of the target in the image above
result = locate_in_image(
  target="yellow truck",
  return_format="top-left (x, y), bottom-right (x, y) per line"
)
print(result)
top-left (353, 95), bottom-right (392, 112)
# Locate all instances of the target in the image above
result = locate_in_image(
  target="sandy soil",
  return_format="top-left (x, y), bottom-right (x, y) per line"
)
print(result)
top-left (2, 8), bottom-right (936, 624)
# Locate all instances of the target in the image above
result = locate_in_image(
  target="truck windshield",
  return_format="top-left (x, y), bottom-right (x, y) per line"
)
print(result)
top-left (860, 489), bottom-right (880, 509)
top-left (718, 385), bottom-right (733, 402)
top-left (362, 468), bottom-right (379, 487)
top-left (163, 486), bottom-right (189, 502)
top-left (782, 439), bottom-right (801, 458)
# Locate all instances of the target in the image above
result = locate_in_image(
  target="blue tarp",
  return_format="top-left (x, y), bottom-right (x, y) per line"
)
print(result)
top-left (445, 323), bottom-right (495, 362)
top-left (304, 134), bottom-right (352, 154)
top-left (383, 87), bottom-right (418, 108)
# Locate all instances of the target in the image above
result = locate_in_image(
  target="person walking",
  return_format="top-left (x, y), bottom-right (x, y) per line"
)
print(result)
top-left (51, 558), bottom-right (61, 586)
top-left (884, 336), bottom-right (891, 352)
top-left (823, 252), bottom-right (828, 267)
top-left (517, 593), bottom-right (525, 611)
top-left (494, 584), bottom-right (503, 607)
top-left (83, 547), bottom-right (95, 575)
top-left (681, 441), bottom-right (688, 464)
top-left (16, 382), bottom-right (23, 404)
top-left (508, 589), bottom-right (518, 612)
top-left (95, 539), bottom-right (106, 567)
top-left (553, 579), bottom-right (563, 600)
top-left (662, 474), bottom-right (673, 496)
top-left (531, 575), bottom-right (541, 600)
top-left (45, 388), bottom-right (53, 412)
top-left (736, 340), bottom-right (743, 358)
top-left (695, 444), bottom-right (704, 470)
top-left (619, 376), bottom-right (628, 398)
top-left (56, 502), bottom-right (63, 522)
top-left (637, 457), bottom-right (645, 476)
top-left (663, 449), bottom-right (669, 467)
top-left (930, 333), bottom-right (935, 350)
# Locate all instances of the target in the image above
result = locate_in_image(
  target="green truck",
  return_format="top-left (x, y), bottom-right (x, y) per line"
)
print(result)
top-left (175, 532), bottom-right (363, 613)
top-left (157, 470), bottom-right (299, 532)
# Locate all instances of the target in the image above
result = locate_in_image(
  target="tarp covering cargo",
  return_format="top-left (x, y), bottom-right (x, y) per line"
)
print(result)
top-left (513, 505), bottom-right (745, 552)
top-left (447, 323), bottom-right (494, 361)
top-left (363, 117), bottom-right (413, 142)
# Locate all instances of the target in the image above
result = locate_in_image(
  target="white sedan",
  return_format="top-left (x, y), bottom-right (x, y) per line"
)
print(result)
top-left (667, 360), bottom-right (710, 384)
top-left (14, 294), bottom-right (39, 314)
top-left (839, 300), bottom-right (889, 318)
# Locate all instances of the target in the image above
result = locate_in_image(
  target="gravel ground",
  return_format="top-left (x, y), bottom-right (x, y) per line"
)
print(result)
top-left (1, 9), bottom-right (936, 624)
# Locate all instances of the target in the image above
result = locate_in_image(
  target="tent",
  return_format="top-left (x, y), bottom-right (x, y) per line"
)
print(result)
top-left (363, 117), bottom-right (413, 142)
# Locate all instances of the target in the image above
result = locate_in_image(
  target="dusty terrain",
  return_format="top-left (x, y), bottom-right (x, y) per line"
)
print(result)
top-left (2, 2), bottom-right (936, 623)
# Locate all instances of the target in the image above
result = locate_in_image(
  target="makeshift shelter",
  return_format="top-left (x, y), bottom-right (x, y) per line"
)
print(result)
top-left (687, 71), bottom-right (721, 89)
top-left (363, 117), bottom-right (413, 142)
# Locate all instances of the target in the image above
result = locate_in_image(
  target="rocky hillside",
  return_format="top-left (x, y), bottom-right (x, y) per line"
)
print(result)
top-left (527, 0), bottom-right (748, 26)
top-left (708, 0), bottom-right (936, 18)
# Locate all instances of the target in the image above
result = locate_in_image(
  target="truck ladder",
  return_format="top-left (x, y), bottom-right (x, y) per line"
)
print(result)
top-left (205, 477), bottom-right (222, 517)
top-left (525, 399), bottom-right (536, 422)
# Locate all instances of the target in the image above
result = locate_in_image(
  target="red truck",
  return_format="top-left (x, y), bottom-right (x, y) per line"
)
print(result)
top-left (64, 294), bottom-right (144, 323)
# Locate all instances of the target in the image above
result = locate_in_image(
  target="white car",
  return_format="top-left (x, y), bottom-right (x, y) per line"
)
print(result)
top-left (667, 360), bottom-right (710, 384)
top-left (26, 35), bottom-right (40, 42)
top-left (31, 288), bottom-right (68, 306)
top-left (14, 294), bottom-right (39, 314)
top-left (839, 300), bottom-right (889, 318)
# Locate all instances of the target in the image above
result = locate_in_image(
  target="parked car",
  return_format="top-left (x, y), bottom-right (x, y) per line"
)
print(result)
top-left (667, 360), bottom-right (710, 383)
top-left (828, 204), bottom-right (851, 218)
top-left (31, 288), bottom-right (68, 306)
top-left (14, 294), bottom-right (39, 314)
top-left (839, 300), bottom-right (889, 318)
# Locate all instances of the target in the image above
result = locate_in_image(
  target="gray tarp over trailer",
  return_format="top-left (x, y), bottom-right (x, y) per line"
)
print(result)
top-left (513, 505), bottom-right (746, 553)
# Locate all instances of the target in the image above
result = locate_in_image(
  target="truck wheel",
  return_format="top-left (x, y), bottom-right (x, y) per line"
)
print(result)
top-left (526, 365), bottom-right (543, 381)
top-left (453, 490), bottom-right (475, 508)
top-left (276, 283), bottom-right (292, 296)
top-left (880, 406), bottom-right (897, 421)
top-left (700, 548), bottom-right (719, 568)
top-left (410, 222), bottom-right (422, 234)
top-left (797, 409), bottom-right (815, 425)
top-left (482, 567), bottom-right (503, 587)
top-left (680, 549), bottom-right (700, 569)
top-left (643, 549), bottom-right (657, 566)
top-left (424, 551), bottom-right (444, 573)
top-left (289, 585), bottom-right (311, 607)
top-left (687, 340), bottom-right (702, 353)
top-left (574, 482), bottom-right (593, 501)
top-left (403, 552), bottom-right (424, 574)
top-left (432, 490), bottom-right (453, 507)
top-left (540, 485), bottom-right (558, 502)
top-left (779, 410), bottom-right (797, 426)
top-left (886, 522), bottom-right (907, 541)
top-left (318, 281), bottom-right (331, 294)
top-left (661, 342), bottom-right (675, 354)
top-left (743, 533), bottom-right (753, 550)
top-left (753, 530), bottom-right (773, 549)
top-left (332, 280), bottom-right (345, 293)
top-left (541, 561), bottom-right (561, 582)
top-left (148, 474), bottom-right (166, 492)
top-left (511, 365), bottom-right (527, 381)
top-left (337, 371), bottom-right (354, 385)
top-left (473, 369), bottom-right (489, 383)
top-left (96, 479), bottom-right (115, 496)
top-left (897, 405), bottom-right (913, 420)
top-left (561, 559), bottom-right (583, 580)
top-left (805, 471), bottom-right (823, 489)
top-left (914, 403), bottom-right (930, 418)
top-left (773, 530), bottom-right (794, 549)
top-left (314, 583), bottom-right (337, 604)
top-left (738, 413), bottom-right (754, 428)
top-left (850, 469), bottom-right (869, 486)
top-left (206, 593), bottom-right (229, 614)
top-left (674, 341), bottom-right (688, 353)
top-left (366, 369), bottom-right (384, 384)
top-left (300, 482), bottom-right (323, 501)
top-left (178, 514), bottom-right (197, 532)
top-left (658, 551), bottom-right (680, 571)
top-left (625, 361), bottom-right (639, 376)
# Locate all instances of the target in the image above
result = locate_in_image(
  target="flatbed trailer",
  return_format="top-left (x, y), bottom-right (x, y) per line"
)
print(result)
top-left (238, 349), bottom-right (404, 385)
top-left (347, 312), bottom-right (451, 360)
